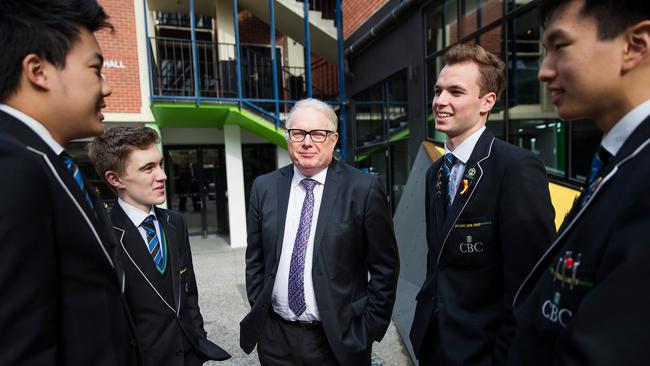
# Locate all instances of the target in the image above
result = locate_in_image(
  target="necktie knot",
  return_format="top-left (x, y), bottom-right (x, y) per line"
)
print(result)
top-left (444, 153), bottom-right (457, 178)
top-left (301, 178), bottom-right (317, 192)
top-left (580, 145), bottom-right (613, 207)
top-left (141, 215), bottom-right (156, 232)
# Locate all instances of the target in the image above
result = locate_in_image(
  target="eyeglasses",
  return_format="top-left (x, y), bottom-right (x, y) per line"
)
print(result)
top-left (286, 129), bottom-right (336, 143)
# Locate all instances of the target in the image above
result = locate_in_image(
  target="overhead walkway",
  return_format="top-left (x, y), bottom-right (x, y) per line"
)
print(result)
top-left (151, 102), bottom-right (288, 148)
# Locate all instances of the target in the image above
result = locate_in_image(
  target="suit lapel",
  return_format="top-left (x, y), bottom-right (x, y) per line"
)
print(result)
top-left (111, 204), bottom-right (177, 313)
top-left (0, 112), bottom-right (115, 269)
top-left (312, 160), bottom-right (343, 260)
top-left (513, 115), bottom-right (650, 308)
top-left (275, 165), bottom-right (293, 262)
top-left (156, 208), bottom-right (181, 313)
top-left (436, 131), bottom-right (494, 263)
top-left (432, 162), bottom-right (446, 248)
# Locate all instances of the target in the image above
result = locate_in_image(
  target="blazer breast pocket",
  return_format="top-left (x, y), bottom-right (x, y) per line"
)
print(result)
top-left (447, 217), bottom-right (495, 266)
top-left (322, 216), bottom-right (363, 277)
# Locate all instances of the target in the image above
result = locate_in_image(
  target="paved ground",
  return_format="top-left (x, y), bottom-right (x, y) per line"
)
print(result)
top-left (190, 235), bottom-right (412, 366)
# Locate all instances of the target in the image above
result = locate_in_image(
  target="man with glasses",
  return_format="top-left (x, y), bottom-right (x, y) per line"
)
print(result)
top-left (240, 98), bottom-right (400, 366)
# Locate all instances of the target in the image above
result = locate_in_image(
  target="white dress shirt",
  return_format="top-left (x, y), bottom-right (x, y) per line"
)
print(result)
top-left (118, 198), bottom-right (163, 249)
top-left (601, 98), bottom-right (650, 157)
top-left (445, 126), bottom-right (486, 204)
top-left (0, 103), bottom-right (64, 155)
top-left (272, 166), bottom-right (328, 321)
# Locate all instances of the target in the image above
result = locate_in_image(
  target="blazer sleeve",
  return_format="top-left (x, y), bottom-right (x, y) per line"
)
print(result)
top-left (245, 178), bottom-right (264, 307)
top-left (495, 152), bottom-right (555, 362)
top-left (554, 197), bottom-right (650, 366)
top-left (179, 216), bottom-right (208, 338)
top-left (0, 146), bottom-right (58, 365)
top-left (362, 176), bottom-right (400, 342)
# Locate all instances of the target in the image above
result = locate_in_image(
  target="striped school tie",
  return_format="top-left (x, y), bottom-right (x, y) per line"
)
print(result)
top-left (443, 152), bottom-right (458, 209)
top-left (61, 153), bottom-right (93, 208)
top-left (141, 215), bottom-right (166, 274)
top-left (580, 145), bottom-right (612, 207)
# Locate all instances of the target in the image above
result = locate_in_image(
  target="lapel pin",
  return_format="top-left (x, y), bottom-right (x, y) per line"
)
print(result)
top-left (466, 167), bottom-right (477, 180)
top-left (459, 179), bottom-right (470, 196)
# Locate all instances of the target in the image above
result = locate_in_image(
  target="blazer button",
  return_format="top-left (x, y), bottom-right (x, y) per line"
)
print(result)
top-left (129, 339), bottom-right (137, 347)
top-left (438, 262), bottom-right (446, 270)
top-left (176, 349), bottom-right (183, 356)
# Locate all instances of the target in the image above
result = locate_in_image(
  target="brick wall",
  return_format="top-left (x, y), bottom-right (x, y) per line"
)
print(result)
top-left (343, 0), bottom-right (388, 39)
top-left (96, 0), bottom-right (141, 114)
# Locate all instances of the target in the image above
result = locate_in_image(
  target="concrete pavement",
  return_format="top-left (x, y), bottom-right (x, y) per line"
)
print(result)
top-left (189, 235), bottom-right (412, 366)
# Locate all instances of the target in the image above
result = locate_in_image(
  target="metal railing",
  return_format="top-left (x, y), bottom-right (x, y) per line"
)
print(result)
top-left (142, 0), bottom-right (348, 159)
top-left (149, 36), bottom-right (339, 110)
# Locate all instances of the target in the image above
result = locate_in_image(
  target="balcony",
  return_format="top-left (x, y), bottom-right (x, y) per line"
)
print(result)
top-left (148, 36), bottom-right (339, 120)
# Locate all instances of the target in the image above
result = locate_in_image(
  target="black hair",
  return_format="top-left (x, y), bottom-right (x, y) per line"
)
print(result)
top-left (0, 0), bottom-right (112, 102)
top-left (540, 0), bottom-right (650, 40)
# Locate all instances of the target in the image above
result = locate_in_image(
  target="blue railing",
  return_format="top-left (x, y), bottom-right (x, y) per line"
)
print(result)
top-left (148, 37), bottom-right (338, 104)
top-left (142, 0), bottom-right (347, 159)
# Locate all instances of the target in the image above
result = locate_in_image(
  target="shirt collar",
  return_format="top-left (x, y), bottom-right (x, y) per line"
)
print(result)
top-left (444, 126), bottom-right (486, 164)
top-left (118, 198), bottom-right (156, 227)
top-left (0, 103), bottom-right (64, 155)
top-left (292, 165), bottom-right (328, 188)
top-left (601, 98), bottom-right (650, 157)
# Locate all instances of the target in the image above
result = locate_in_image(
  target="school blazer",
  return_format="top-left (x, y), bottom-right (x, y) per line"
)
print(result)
top-left (410, 130), bottom-right (555, 365)
top-left (111, 204), bottom-right (230, 366)
top-left (0, 110), bottom-right (141, 366)
top-left (508, 115), bottom-right (650, 366)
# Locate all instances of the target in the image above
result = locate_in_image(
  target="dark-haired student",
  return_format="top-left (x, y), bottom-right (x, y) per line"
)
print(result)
top-left (508, 1), bottom-right (650, 365)
top-left (0, 1), bottom-right (141, 365)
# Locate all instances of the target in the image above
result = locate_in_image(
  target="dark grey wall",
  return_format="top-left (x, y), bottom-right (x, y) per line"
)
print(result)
top-left (345, 2), bottom-right (430, 166)
top-left (392, 144), bottom-right (434, 364)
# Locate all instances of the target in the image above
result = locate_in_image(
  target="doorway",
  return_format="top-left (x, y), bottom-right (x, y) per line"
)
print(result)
top-left (165, 146), bottom-right (228, 237)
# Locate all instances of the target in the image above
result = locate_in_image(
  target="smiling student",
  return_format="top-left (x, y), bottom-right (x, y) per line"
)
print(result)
top-left (507, 1), bottom-right (650, 365)
top-left (409, 45), bottom-right (555, 366)
top-left (0, 1), bottom-right (142, 365)
top-left (88, 126), bottom-right (230, 366)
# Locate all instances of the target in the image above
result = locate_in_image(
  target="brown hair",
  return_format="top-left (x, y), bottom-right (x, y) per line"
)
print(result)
top-left (443, 44), bottom-right (506, 98)
top-left (87, 126), bottom-right (160, 181)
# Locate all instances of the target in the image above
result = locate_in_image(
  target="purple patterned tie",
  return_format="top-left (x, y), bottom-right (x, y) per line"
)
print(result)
top-left (288, 178), bottom-right (318, 316)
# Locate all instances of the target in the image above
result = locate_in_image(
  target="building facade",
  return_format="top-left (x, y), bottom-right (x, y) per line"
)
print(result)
top-left (345, 0), bottom-right (594, 221)
top-left (72, 0), bottom-right (353, 246)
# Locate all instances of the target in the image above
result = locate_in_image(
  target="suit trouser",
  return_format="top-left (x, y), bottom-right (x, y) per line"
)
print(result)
top-left (418, 318), bottom-right (445, 366)
top-left (257, 310), bottom-right (339, 366)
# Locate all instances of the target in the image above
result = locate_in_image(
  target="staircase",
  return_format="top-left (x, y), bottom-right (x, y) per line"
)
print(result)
top-left (238, 0), bottom-right (339, 64)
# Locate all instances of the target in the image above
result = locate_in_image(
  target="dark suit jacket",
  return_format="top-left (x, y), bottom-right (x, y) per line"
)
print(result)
top-left (507, 116), bottom-right (650, 366)
top-left (410, 130), bottom-right (555, 365)
top-left (0, 110), bottom-right (141, 365)
top-left (111, 204), bottom-right (230, 366)
top-left (240, 159), bottom-right (400, 366)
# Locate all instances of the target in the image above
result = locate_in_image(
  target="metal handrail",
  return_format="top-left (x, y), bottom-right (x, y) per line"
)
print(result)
top-left (148, 36), bottom-right (339, 107)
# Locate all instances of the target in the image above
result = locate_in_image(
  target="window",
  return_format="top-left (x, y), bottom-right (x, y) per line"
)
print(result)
top-left (353, 71), bottom-right (409, 211)
top-left (422, 1), bottom-right (600, 185)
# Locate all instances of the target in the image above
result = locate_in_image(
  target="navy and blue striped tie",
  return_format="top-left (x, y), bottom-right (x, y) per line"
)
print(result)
top-left (61, 153), bottom-right (93, 208)
top-left (141, 215), bottom-right (166, 273)
top-left (443, 152), bottom-right (457, 208)
top-left (580, 146), bottom-right (612, 207)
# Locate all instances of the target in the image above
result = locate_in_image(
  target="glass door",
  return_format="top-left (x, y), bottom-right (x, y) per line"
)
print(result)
top-left (165, 146), bottom-right (227, 237)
